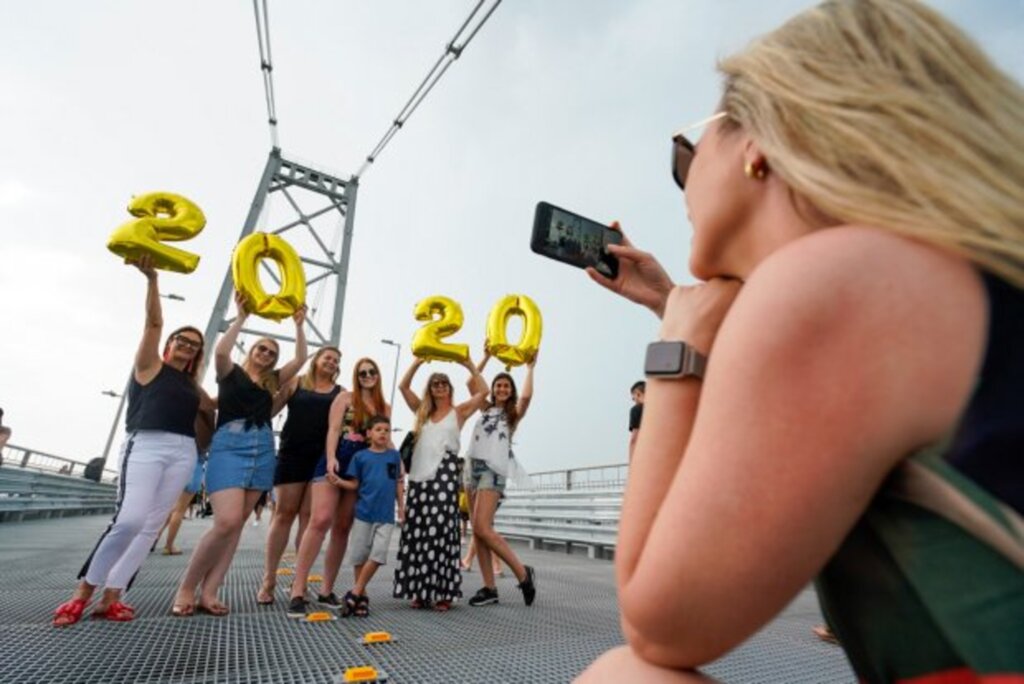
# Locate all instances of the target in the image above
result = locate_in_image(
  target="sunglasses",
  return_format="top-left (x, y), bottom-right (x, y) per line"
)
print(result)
top-left (174, 335), bottom-right (202, 350)
top-left (255, 343), bottom-right (278, 359)
top-left (671, 111), bottom-right (727, 191)
top-left (358, 368), bottom-right (378, 379)
top-left (430, 379), bottom-right (450, 388)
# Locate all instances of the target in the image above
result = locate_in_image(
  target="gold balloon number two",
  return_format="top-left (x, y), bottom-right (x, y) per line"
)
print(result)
top-left (106, 192), bottom-right (206, 273)
top-left (411, 294), bottom-right (543, 367)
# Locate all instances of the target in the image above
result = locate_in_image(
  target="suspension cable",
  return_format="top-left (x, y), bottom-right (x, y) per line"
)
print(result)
top-left (355, 0), bottom-right (502, 179)
top-left (253, 0), bottom-right (280, 149)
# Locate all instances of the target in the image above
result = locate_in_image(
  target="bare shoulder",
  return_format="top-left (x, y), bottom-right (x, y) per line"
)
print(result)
top-left (717, 225), bottom-right (986, 445)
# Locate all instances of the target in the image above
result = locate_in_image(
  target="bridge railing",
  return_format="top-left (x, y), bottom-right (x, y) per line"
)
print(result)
top-left (0, 444), bottom-right (119, 523)
top-left (494, 463), bottom-right (627, 559)
top-left (0, 443), bottom-right (119, 483)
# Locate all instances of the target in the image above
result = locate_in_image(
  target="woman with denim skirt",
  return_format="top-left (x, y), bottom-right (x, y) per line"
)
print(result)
top-left (171, 291), bottom-right (307, 616)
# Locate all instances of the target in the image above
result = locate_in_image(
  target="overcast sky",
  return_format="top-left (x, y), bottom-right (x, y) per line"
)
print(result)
top-left (2, 1), bottom-right (1021, 476)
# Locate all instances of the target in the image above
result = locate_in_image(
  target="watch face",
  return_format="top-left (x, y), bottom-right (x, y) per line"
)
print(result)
top-left (645, 341), bottom-right (684, 375)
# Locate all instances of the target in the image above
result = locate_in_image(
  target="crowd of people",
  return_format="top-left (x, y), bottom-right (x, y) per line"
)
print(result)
top-left (51, 254), bottom-right (540, 626)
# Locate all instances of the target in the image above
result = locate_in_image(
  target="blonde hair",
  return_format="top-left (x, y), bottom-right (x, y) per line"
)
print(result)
top-left (243, 337), bottom-right (281, 393)
top-left (412, 372), bottom-right (452, 435)
top-left (300, 346), bottom-right (341, 390)
top-left (718, 0), bottom-right (1024, 287)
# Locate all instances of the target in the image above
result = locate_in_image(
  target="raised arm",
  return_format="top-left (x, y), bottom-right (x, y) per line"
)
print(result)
top-left (214, 291), bottom-right (249, 381)
top-left (585, 222), bottom-right (675, 318)
top-left (271, 376), bottom-right (299, 417)
top-left (275, 307), bottom-right (309, 386)
top-left (130, 255), bottom-right (164, 384)
top-left (398, 357), bottom-right (425, 413)
top-left (517, 354), bottom-right (537, 421)
top-left (455, 355), bottom-right (490, 427)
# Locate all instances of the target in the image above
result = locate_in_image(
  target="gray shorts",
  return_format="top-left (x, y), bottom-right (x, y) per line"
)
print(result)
top-left (347, 519), bottom-right (394, 566)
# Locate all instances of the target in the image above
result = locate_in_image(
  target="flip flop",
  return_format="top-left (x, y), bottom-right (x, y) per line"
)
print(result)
top-left (52, 598), bottom-right (89, 627)
top-left (433, 600), bottom-right (452, 613)
top-left (197, 601), bottom-right (230, 617)
top-left (162, 548), bottom-right (183, 556)
top-left (171, 603), bottom-right (195, 617)
top-left (256, 584), bottom-right (276, 606)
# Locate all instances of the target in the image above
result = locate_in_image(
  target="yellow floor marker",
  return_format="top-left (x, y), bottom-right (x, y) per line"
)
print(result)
top-left (342, 665), bottom-right (387, 682)
top-left (305, 611), bottom-right (336, 623)
top-left (360, 631), bottom-right (393, 645)
top-left (308, 574), bottom-right (323, 583)
top-left (276, 568), bottom-right (294, 576)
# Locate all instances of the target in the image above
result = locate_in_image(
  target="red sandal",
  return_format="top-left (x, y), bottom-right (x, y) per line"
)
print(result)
top-left (52, 598), bottom-right (89, 627)
top-left (92, 601), bottom-right (135, 622)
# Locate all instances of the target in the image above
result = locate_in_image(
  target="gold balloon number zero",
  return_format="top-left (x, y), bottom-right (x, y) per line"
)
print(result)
top-left (232, 232), bottom-right (307, 321)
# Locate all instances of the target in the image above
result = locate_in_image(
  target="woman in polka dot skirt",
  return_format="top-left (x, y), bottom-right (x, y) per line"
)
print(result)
top-left (393, 356), bottom-right (488, 611)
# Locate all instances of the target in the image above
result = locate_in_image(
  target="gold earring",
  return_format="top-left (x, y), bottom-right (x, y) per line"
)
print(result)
top-left (744, 161), bottom-right (767, 180)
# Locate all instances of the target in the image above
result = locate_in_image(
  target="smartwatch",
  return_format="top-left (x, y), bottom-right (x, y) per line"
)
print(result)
top-left (644, 341), bottom-right (707, 380)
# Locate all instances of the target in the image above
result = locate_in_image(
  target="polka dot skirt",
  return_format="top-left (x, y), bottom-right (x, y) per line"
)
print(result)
top-left (393, 453), bottom-right (463, 603)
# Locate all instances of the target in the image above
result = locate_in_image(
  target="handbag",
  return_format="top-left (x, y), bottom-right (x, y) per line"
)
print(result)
top-left (398, 431), bottom-right (416, 472)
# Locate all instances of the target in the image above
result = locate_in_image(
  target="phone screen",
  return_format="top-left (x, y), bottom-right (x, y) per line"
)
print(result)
top-left (531, 202), bottom-right (620, 278)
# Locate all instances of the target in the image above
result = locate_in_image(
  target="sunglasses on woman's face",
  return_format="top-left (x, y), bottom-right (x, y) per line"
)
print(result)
top-left (358, 368), bottom-right (378, 379)
top-left (174, 335), bottom-right (202, 350)
top-left (430, 379), bottom-right (450, 388)
top-left (671, 111), bottom-right (727, 191)
top-left (255, 344), bottom-right (278, 359)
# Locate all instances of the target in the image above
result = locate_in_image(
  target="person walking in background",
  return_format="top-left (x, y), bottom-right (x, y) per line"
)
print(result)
top-left (158, 458), bottom-right (206, 556)
top-left (580, 0), bottom-right (1024, 680)
top-left (288, 357), bottom-right (390, 617)
top-left (331, 415), bottom-right (405, 617)
top-left (172, 292), bottom-right (307, 617)
top-left (0, 408), bottom-right (12, 459)
top-left (464, 352), bottom-right (537, 608)
top-left (52, 255), bottom-right (214, 626)
top-left (393, 357), bottom-right (488, 612)
top-left (257, 346), bottom-right (342, 605)
top-left (628, 381), bottom-right (645, 461)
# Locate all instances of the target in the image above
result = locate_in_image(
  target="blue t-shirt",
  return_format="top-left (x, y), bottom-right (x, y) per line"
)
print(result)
top-left (345, 447), bottom-right (401, 524)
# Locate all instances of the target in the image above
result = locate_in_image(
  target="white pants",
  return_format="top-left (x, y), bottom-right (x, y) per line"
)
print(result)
top-left (79, 431), bottom-right (197, 591)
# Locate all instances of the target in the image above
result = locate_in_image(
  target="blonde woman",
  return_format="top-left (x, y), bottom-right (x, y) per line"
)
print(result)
top-left (256, 346), bottom-right (342, 605)
top-left (580, 1), bottom-right (1024, 681)
top-left (392, 357), bottom-right (488, 611)
top-left (287, 357), bottom-right (390, 616)
top-left (172, 292), bottom-right (307, 616)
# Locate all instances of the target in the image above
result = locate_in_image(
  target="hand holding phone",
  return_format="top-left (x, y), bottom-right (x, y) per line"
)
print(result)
top-left (531, 202), bottom-right (622, 278)
top-left (584, 222), bottom-right (676, 319)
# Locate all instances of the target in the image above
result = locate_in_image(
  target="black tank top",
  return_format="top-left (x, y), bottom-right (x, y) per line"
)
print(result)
top-left (278, 384), bottom-right (342, 458)
top-left (946, 272), bottom-right (1024, 514)
top-left (125, 365), bottom-right (200, 437)
top-left (217, 364), bottom-right (275, 430)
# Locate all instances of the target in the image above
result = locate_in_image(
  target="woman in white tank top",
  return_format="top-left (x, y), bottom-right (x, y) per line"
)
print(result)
top-left (392, 357), bottom-right (488, 611)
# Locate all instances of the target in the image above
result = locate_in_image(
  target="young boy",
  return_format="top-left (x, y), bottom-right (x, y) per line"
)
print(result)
top-left (335, 415), bottom-right (404, 617)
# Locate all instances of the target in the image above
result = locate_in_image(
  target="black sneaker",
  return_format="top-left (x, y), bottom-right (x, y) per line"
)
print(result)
top-left (316, 593), bottom-right (343, 611)
top-left (286, 596), bottom-right (308, 619)
top-left (468, 586), bottom-right (499, 607)
top-left (518, 566), bottom-right (536, 606)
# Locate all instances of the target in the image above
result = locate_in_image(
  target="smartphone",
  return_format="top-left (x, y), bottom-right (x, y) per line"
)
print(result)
top-left (531, 201), bottom-right (621, 279)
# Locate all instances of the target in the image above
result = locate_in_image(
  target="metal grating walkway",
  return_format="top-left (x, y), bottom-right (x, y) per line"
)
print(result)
top-left (0, 516), bottom-right (855, 683)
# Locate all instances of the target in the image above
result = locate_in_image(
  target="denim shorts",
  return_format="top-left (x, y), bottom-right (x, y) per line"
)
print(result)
top-left (205, 420), bottom-right (276, 494)
top-left (466, 458), bottom-right (506, 493)
top-left (311, 436), bottom-right (364, 482)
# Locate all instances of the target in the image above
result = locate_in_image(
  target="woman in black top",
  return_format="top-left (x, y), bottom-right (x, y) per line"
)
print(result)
top-left (172, 291), bottom-right (307, 616)
top-left (256, 345), bottom-right (342, 605)
top-left (52, 255), bottom-right (214, 626)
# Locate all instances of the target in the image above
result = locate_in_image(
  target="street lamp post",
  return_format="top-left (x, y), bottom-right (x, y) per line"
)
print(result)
top-left (380, 339), bottom-right (402, 412)
top-left (160, 293), bottom-right (185, 301)
top-left (100, 379), bottom-right (131, 467)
